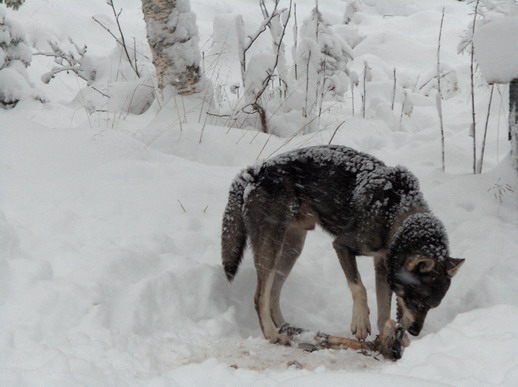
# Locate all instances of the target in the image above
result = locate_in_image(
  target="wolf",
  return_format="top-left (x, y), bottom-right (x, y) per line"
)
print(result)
top-left (221, 145), bottom-right (464, 344)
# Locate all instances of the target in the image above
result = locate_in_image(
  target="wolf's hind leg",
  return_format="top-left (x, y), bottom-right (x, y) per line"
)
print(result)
top-left (270, 227), bottom-right (307, 328)
top-left (253, 228), bottom-right (290, 344)
top-left (333, 238), bottom-right (371, 340)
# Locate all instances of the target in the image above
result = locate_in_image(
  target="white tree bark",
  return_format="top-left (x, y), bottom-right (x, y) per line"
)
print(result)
top-left (141, 0), bottom-right (204, 94)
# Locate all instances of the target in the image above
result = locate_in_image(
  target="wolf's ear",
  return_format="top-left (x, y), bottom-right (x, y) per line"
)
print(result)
top-left (407, 257), bottom-right (435, 273)
top-left (446, 257), bottom-right (465, 277)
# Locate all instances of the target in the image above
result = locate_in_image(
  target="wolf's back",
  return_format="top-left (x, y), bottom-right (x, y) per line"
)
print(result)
top-left (221, 169), bottom-right (253, 281)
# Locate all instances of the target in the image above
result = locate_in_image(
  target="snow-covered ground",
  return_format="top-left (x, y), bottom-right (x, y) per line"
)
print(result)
top-left (1, 0), bottom-right (518, 385)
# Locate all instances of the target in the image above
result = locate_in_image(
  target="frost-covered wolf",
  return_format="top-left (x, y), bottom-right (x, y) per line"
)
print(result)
top-left (221, 145), bottom-right (464, 344)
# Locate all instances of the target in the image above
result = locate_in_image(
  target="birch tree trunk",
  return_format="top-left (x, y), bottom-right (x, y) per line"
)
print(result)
top-left (141, 0), bottom-right (204, 94)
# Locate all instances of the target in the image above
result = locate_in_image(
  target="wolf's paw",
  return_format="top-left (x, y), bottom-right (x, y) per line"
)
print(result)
top-left (351, 310), bottom-right (371, 340)
top-left (375, 320), bottom-right (408, 360)
top-left (269, 333), bottom-right (291, 346)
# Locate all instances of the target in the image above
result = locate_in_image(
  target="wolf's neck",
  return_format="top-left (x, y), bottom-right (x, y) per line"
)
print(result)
top-left (387, 208), bottom-right (428, 248)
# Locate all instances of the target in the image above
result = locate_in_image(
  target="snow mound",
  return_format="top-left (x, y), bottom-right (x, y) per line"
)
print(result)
top-left (474, 16), bottom-right (518, 84)
top-left (384, 305), bottom-right (518, 386)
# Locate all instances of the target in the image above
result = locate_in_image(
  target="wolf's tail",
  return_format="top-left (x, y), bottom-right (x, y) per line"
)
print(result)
top-left (221, 169), bottom-right (252, 282)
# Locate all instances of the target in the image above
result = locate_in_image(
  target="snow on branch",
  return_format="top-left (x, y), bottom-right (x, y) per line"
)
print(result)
top-left (36, 39), bottom-right (96, 85)
top-left (240, 0), bottom-right (293, 133)
top-left (237, 0), bottom-right (283, 87)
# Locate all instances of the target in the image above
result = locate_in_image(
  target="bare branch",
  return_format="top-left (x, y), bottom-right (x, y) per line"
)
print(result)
top-left (92, 16), bottom-right (123, 46)
top-left (35, 39), bottom-right (96, 86)
top-left (92, 1), bottom-right (140, 78)
top-left (437, 7), bottom-right (446, 172)
top-left (243, 1), bottom-right (293, 133)
top-left (239, 1), bottom-right (282, 83)
top-left (470, 0), bottom-right (481, 174)
top-left (107, 0), bottom-right (140, 77)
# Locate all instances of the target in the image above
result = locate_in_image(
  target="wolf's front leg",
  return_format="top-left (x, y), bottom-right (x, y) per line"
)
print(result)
top-left (349, 281), bottom-right (371, 340)
top-left (375, 256), bottom-right (392, 333)
top-left (333, 239), bottom-right (371, 340)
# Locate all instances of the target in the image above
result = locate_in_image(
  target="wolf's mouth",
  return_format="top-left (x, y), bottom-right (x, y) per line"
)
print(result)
top-left (408, 325), bottom-right (420, 336)
top-left (396, 296), bottom-right (427, 336)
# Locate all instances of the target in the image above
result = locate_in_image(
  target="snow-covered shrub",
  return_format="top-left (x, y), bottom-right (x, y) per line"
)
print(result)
top-left (419, 66), bottom-right (459, 99)
top-left (459, 0), bottom-right (518, 55)
top-left (296, 7), bottom-right (353, 114)
top-left (233, 1), bottom-right (292, 133)
top-left (460, 0), bottom-right (518, 170)
top-left (469, 0), bottom-right (518, 84)
top-left (0, 5), bottom-right (33, 108)
top-left (35, 7), bottom-right (155, 116)
top-left (230, 3), bottom-right (354, 136)
top-left (344, 0), bottom-right (362, 24)
top-left (39, 39), bottom-right (96, 86)
top-left (1, 0), bottom-right (25, 10)
top-left (69, 44), bottom-right (155, 115)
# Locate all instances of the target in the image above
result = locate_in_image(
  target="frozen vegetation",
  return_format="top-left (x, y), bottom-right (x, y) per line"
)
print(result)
top-left (0, 0), bottom-right (517, 385)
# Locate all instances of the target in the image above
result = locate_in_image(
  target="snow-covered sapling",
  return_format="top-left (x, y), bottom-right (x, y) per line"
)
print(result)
top-left (362, 61), bottom-right (372, 119)
top-left (37, 39), bottom-right (96, 86)
top-left (2, 0), bottom-right (24, 10)
top-left (478, 85), bottom-right (495, 173)
top-left (236, 1), bottom-right (282, 88)
top-left (239, 0), bottom-right (292, 133)
top-left (399, 91), bottom-right (414, 131)
top-left (391, 68), bottom-right (397, 111)
top-left (472, 2), bottom-right (518, 171)
top-left (0, 6), bottom-right (34, 108)
top-left (470, 0), bottom-right (481, 174)
top-left (350, 70), bottom-right (359, 116)
top-left (437, 7), bottom-right (446, 172)
top-left (297, 6), bottom-right (353, 119)
top-left (344, 0), bottom-right (362, 25)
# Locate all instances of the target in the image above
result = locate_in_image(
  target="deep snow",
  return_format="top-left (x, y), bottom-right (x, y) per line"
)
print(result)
top-left (1, 0), bottom-right (518, 386)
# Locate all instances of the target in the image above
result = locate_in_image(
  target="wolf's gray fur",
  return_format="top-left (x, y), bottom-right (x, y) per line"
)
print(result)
top-left (222, 145), bottom-right (464, 343)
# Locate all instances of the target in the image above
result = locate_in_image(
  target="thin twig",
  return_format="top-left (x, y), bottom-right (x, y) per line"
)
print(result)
top-left (478, 84), bottom-right (494, 173)
top-left (362, 61), bottom-right (368, 119)
top-left (244, 0), bottom-right (293, 133)
top-left (108, 0), bottom-right (140, 77)
top-left (437, 7), bottom-right (446, 172)
top-left (264, 103), bottom-right (337, 159)
top-left (328, 120), bottom-right (346, 144)
top-left (293, 2), bottom-right (299, 80)
top-left (391, 68), bottom-right (396, 111)
top-left (239, 1), bottom-right (281, 85)
top-left (92, 2), bottom-right (139, 78)
top-left (177, 200), bottom-right (187, 213)
top-left (470, 0), bottom-right (481, 174)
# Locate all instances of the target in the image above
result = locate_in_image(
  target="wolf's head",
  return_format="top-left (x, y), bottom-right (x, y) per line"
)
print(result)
top-left (392, 255), bottom-right (464, 335)
top-left (388, 214), bottom-right (465, 336)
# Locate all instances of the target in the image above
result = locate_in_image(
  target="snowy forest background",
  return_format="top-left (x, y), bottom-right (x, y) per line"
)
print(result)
top-left (1, 0), bottom-right (518, 385)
